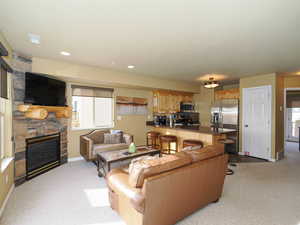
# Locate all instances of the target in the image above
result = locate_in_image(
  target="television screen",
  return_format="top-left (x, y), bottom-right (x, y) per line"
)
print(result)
top-left (24, 73), bottom-right (66, 106)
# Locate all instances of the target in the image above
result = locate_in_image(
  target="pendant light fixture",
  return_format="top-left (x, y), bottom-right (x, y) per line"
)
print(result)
top-left (204, 77), bottom-right (220, 89)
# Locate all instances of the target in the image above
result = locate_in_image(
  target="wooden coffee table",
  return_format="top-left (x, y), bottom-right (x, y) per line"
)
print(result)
top-left (96, 147), bottom-right (161, 177)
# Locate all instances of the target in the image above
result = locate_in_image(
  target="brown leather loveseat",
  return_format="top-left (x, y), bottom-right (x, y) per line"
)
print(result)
top-left (107, 144), bottom-right (228, 225)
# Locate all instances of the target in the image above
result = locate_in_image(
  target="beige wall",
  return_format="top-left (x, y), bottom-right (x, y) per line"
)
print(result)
top-left (0, 32), bottom-right (14, 209)
top-left (276, 75), bottom-right (285, 158)
top-left (114, 88), bottom-right (153, 145)
top-left (239, 73), bottom-right (281, 159)
top-left (194, 86), bottom-right (214, 126)
top-left (0, 162), bottom-right (14, 208)
top-left (32, 57), bottom-right (200, 93)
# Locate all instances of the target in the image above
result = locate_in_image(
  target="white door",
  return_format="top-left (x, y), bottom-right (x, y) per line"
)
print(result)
top-left (242, 85), bottom-right (272, 160)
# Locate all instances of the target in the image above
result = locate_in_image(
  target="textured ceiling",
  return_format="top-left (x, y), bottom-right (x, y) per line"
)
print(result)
top-left (1, 0), bottom-right (300, 83)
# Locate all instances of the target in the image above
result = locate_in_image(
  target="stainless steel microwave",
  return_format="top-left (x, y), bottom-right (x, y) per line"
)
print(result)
top-left (180, 102), bottom-right (195, 112)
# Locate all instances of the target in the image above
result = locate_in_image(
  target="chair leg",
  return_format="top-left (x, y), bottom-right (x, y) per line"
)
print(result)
top-left (157, 137), bottom-right (161, 150)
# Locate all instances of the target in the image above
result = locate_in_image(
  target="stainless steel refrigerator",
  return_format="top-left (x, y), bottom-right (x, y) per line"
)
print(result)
top-left (211, 99), bottom-right (239, 154)
top-left (211, 99), bottom-right (239, 129)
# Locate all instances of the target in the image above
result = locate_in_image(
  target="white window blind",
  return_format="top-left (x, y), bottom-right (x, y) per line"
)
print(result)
top-left (71, 86), bottom-right (114, 129)
top-left (0, 98), bottom-right (5, 159)
top-left (94, 98), bottom-right (113, 127)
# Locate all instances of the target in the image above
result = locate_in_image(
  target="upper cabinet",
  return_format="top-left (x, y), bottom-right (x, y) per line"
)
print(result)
top-left (153, 90), bottom-right (193, 114)
top-left (214, 88), bottom-right (240, 100)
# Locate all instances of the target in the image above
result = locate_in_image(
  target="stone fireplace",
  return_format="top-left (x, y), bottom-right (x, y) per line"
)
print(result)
top-left (12, 53), bottom-right (68, 185)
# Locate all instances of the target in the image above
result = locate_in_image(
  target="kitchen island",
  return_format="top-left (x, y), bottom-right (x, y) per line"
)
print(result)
top-left (147, 124), bottom-right (237, 151)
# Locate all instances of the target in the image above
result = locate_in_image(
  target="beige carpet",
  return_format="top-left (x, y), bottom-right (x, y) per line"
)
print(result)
top-left (1, 142), bottom-right (300, 225)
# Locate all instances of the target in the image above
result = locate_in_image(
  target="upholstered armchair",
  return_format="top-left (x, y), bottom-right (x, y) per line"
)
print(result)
top-left (80, 130), bottom-right (133, 161)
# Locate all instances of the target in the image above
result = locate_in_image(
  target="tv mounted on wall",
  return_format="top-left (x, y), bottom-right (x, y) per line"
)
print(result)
top-left (24, 73), bottom-right (66, 106)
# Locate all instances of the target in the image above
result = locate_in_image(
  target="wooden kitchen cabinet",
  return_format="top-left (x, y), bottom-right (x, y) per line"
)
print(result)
top-left (153, 90), bottom-right (193, 114)
top-left (215, 88), bottom-right (240, 100)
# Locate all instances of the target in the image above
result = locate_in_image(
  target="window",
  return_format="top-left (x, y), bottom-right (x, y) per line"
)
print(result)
top-left (71, 86), bottom-right (114, 129)
top-left (0, 65), bottom-right (8, 99)
top-left (0, 98), bottom-right (5, 160)
top-left (0, 42), bottom-right (13, 167)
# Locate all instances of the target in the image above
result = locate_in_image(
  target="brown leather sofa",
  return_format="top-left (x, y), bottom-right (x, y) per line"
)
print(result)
top-left (80, 130), bottom-right (133, 161)
top-left (107, 144), bottom-right (228, 225)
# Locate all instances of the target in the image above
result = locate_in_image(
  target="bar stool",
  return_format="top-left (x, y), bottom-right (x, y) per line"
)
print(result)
top-left (182, 139), bottom-right (204, 149)
top-left (146, 131), bottom-right (160, 149)
top-left (160, 135), bottom-right (177, 154)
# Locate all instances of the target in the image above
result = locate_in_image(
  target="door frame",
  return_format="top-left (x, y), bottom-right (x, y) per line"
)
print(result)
top-left (284, 88), bottom-right (300, 143)
top-left (242, 85), bottom-right (273, 161)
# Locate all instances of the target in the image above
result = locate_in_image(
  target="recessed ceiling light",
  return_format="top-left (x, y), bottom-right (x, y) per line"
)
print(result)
top-left (128, 65), bottom-right (135, 69)
top-left (28, 33), bottom-right (40, 44)
top-left (60, 51), bottom-right (71, 56)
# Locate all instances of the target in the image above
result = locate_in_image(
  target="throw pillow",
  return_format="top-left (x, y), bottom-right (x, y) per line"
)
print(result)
top-left (182, 145), bottom-right (203, 151)
top-left (128, 155), bottom-right (159, 174)
top-left (129, 152), bottom-right (192, 188)
top-left (110, 130), bottom-right (123, 134)
top-left (104, 133), bottom-right (123, 144)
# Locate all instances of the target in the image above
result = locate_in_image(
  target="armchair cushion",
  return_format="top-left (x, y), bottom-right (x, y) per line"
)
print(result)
top-left (93, 143), bottom-right (129, 155)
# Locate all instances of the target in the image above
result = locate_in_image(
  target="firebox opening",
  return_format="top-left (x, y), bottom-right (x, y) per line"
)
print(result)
top-left (26, 133), bottom-right (61, 179)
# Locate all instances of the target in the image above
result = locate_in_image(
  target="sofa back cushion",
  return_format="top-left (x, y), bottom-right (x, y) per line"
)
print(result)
top-left (129, 152), bottom-right (192, 188)
top-left (104, 133), bottom-right (123, 144)
top-left (184, 144), bottom-right (224, 163)
top-left (87, 130), bottom-right (109, 144)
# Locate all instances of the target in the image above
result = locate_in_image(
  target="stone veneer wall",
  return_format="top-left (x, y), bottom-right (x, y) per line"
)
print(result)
top-left (11, 53), bottom-right (68, 186)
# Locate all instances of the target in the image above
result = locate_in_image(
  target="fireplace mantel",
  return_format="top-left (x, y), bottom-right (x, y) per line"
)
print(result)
top-left (17, 104), bottom-right (71, 120)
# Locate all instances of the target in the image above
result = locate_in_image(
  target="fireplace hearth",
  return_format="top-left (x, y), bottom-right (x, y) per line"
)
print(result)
top-left (26, 133), bottom-right (61, 179)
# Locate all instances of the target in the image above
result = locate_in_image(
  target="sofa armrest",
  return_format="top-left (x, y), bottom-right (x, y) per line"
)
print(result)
top-left (123, 133), bottom-right (133, 144)
top-left (80, 136), bottom-right (94, 161)
top-left (107, 169), bottom-right (145, 214)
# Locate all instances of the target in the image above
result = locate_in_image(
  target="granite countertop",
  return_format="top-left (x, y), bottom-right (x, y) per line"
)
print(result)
top-left (147, 124), bottom-right (237, 135)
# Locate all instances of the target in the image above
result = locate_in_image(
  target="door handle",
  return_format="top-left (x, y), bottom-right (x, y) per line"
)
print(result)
top-left (245, 125), bottom-right (248, 127)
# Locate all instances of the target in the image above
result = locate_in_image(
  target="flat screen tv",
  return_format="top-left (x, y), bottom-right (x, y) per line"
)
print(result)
top-left (24, 73), bottom-right (66, 106)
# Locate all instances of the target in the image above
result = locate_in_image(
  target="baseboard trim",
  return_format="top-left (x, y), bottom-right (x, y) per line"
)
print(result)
top-left (238, 152), bottom-right (245, 156)
top-left (68, 156), bottom-right (84, 162)
top-left (269, 158), bottom-right (276, 162)
top-left (0, 184), bottom-right (14, 218)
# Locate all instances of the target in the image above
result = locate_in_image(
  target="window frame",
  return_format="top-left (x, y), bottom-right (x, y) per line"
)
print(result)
top-left (71, 96), bottom-right (115, 130)
top-left (0, 101), bottom-right (4, 160)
